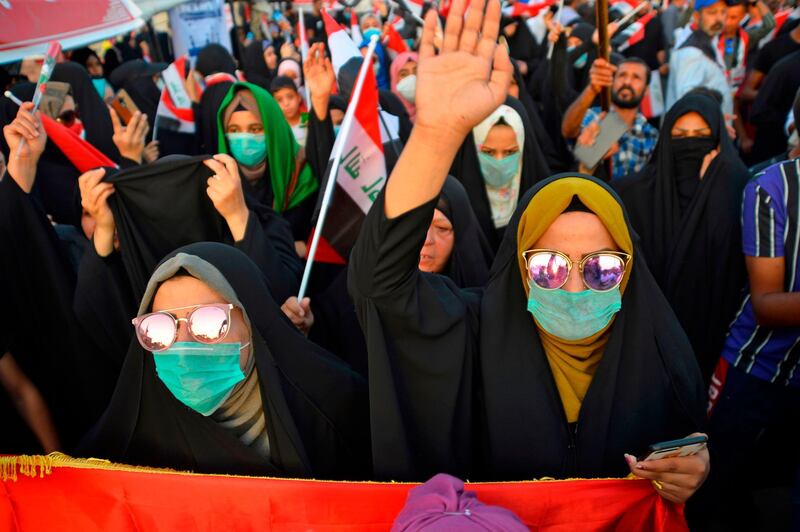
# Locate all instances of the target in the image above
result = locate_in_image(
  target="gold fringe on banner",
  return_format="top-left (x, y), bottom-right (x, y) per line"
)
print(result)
top-left (0, 454), bottom-right (53, 482)
top-left (1, 452), bottom-right (640, 485)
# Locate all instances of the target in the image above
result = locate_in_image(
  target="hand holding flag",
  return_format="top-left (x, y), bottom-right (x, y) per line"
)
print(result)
top-left (14, 41), bottom-right (60, 161)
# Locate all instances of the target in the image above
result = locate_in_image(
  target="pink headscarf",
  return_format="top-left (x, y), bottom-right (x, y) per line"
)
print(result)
top-left (390, 51), bottom-right (418, 122)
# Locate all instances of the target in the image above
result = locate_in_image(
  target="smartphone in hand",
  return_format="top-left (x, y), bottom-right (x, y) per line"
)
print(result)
top-left (638, 435), bottom-right (708, 462)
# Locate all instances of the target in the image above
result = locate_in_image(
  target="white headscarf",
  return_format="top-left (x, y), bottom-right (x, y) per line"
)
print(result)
top-left (472, 105), bottom-right (526, 229)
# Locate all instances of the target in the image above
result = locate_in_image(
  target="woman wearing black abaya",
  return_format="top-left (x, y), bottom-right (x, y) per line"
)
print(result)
top-left (448, 97), bottom-right (550, 251)
top-left (50, 62), bottom-right (120, 162)
top-left (79, 242), bottom-right (369, 479)
top-left (241, 40), bottom-right (278, 90)
top-left (294, 176), bottom-right (493, 377)
top-left (349, 1), bottom-right (707, 504)
top-left (1, 101), bottom-right (120, 450)
top-left (614, 93), bottom-right (749, 383)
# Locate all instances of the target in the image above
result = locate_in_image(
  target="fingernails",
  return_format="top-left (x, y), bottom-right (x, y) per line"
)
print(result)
top-left (624, 453), bottom-right (636, 467)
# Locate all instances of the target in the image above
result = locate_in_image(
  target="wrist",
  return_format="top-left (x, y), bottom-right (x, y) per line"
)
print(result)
top-left (120, 148), bottom-right (143, 164)
top-left (225, 207), bottom-right (249, 242)
top-left (311, 94), bottom-right (330, 121)
top-left (93, 225), bottom-right (116, 257)
top-left (7, 157), bottom-right (38, 193)
top-left (410, 123), bottom-right (468, 156)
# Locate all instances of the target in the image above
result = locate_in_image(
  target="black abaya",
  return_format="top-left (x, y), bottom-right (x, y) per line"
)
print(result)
top-left (348, 173), bottom-right (706, 482)
top-left (614, 93), bottom-right (749, 383)
top-left (79, 242), bottom-right (370, 479)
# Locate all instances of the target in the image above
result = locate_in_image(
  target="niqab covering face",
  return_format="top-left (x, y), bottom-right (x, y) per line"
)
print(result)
top-left (614, 92), bottom-right (749, 382)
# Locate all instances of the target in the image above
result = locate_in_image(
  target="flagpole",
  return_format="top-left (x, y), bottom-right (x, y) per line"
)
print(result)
top-left (297, 36), bottom-right (379, 300)
top-left (298, 7), bottom-right (312, 110)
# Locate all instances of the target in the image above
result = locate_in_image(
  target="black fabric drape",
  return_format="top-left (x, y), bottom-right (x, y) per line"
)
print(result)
top-left (348, 173), bottom-right (706, 482)
top-left (448, 97), bottom-right (551, 250)
top-left (95, 155), bottom-right (302, 303)
top-left (51, 62), bottom-right (121, 163)
top-left (614, 93), bottom-right (749, 382)
top-left (79, 242), bottom-right (370, 479)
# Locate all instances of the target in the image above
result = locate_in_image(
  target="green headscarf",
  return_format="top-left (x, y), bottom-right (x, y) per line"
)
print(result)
top-left (216, 82), bottom-right (317, 212)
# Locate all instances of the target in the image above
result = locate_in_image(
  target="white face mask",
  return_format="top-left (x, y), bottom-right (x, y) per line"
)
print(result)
top-left (396, 74), bottom-right (417, 105)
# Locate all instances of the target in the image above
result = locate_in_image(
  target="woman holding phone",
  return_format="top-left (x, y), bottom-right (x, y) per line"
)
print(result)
top-left (348, 0), bottom-right (710, 504)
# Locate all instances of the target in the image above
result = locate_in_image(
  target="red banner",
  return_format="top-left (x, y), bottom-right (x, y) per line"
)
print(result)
top-left (0, 454), bottom-right (688, 531)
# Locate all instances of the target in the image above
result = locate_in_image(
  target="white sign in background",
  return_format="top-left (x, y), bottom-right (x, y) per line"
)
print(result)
top-left (169, 0), bottom-right (233, 65)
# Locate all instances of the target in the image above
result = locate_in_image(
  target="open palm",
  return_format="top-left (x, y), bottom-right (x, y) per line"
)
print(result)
top-left (414, 0), bottom-right (512, 139)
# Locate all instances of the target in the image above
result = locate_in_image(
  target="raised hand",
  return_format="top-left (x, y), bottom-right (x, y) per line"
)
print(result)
top-left (109, 107), bottom-right (149, 164)
top-left (384, 0), bottom-right (512, 219)
top-left (79, 168), bottom-right (116, 257)
top-left (203, 154), bottom-right (250, 241)
top-left (3, 102), bottom-right (47, 192)
top-left (414, 0), bottom-right (512, 142)
top-left (303, 43), bottom-right (336, 120)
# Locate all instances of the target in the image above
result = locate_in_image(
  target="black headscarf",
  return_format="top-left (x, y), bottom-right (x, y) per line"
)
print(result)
top-left (614, 93), bottom-right (749, 382)
top-left (437, 177), bottom-right (494, 288)
top-left (242, 40), bottom-right (275, 90)
top-left (50, 62), bottom-right (121, 162)
top-left (349, 173), bottom-right (705, 481)
top-left (196, 43), bottom-right (238, 77)
top-left (79, 242), bottom-right (369, 479)
top-left (448, 97), bottom-right (551, 251)
top-left (109, 59), bottom-right (162, 130)
top-left (196, 81), bottom-right (234, 154)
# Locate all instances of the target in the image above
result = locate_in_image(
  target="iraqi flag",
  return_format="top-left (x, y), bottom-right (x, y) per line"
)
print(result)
top-left (154, 56), bottom-right (195, 135)
top-left (309, 58), bottom-right (386, 265)
top-left (613, 10), bottom-right (656, 52)
top-left (350, 10), bottom-right (364, 44)
top-left (322, 9), bottom-right (362, 76)
top-left (384, 23), bottom-right (409, 56)
top-left (502, 0), bottom-right (555, 19)
top-left (40, 114), bottom-right (118, 173)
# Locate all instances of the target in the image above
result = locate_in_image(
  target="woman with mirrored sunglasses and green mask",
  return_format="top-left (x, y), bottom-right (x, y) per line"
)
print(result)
top-left (349, 0), bottom-right (708, 508)
top-left (80, 242), bottom-right (369, 479)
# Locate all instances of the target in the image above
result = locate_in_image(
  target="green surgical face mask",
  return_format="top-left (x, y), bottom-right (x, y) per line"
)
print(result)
top-left (227, 132), bottom-right (267, 167)
top-left (526, 282), bottom-right (622, 340)
top-left (153, 341), bottom-right (250, 416)
top-left (477, 151), bottom-right (521, 188)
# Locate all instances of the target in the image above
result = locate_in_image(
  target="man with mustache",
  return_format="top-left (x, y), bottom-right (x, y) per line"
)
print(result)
top-left (666, 0), bottom-right (733, 117)
top-left (562, 56), bottom-right (657, 180)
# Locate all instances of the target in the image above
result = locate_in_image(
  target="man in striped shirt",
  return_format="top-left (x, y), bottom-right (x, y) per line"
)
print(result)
top-left (702, 158), bottom-right (800, 531)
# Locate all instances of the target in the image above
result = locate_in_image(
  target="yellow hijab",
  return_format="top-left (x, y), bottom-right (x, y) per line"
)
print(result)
top-left (516, 177), bottom-right (634, 423)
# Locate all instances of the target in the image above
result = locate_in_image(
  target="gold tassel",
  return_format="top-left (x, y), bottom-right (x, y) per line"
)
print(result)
top-left (0, 454), bottom-right (53, 482)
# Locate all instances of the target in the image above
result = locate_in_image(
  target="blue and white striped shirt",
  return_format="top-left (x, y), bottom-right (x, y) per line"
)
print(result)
top-left (722, 158), bottom-right (800, 387)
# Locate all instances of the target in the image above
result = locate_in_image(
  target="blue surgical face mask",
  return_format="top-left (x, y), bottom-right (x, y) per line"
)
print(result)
top-left (333, 124), bottom-right (341, 136)
top-left (477, 151), bottom-right (521, 188)
top-left (526, 282), bottom-right (622, 340)
top-left (153, 341), bottom-right (250, 416)
top-left (574, 53), bottom-right (588, 69)
top-left (226, 132), bottom-right (267, 167)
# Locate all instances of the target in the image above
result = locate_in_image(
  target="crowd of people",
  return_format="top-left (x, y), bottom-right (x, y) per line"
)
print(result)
top-left (1, 0), bottom-right (799, 529)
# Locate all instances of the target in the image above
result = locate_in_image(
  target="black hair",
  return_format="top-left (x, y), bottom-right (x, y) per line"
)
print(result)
top-left (618, 56), bottom-right (651, 83)
top-left (686, 86), bottom-right (724, 107)
top-left (269, 75), bottom-right (299, 95)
